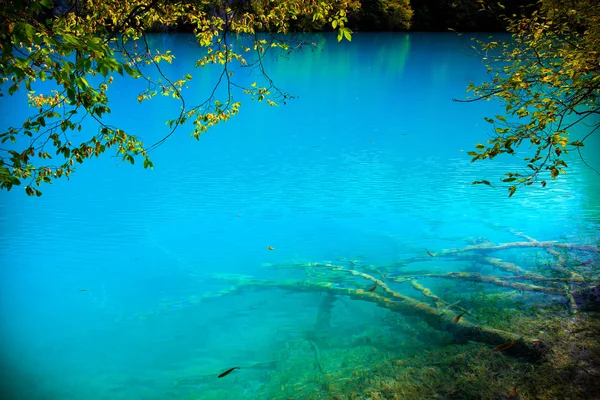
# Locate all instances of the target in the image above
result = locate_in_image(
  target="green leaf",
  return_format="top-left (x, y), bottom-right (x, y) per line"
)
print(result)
top-left (8, 84), bottom-right (19, 95)
top-left (343, 28), bottom-right (352, 42)
top-left (66, 88), bottom-right (76, 103)
top-left (62, 34), bottom-right (79, 46)
top-left (123, 64), bottom-right (141, 78)
top-left (75, 77), bottom-right (89, 90)
top-left (15, 23), bottom-right (37, 42)
top-left (473, 180), bottom-right (492, 186)
top-left (98, 64), bottom-right (109, 76)
top-left (508, 185), bottom-right (516, 197)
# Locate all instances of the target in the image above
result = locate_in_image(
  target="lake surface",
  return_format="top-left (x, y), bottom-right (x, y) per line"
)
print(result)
top-left (0, 32), bottom-right (599, 399)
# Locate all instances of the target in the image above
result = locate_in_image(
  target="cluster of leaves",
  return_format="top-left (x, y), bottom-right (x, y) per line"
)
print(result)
top-left (461, 0), bottom-right (600, 196)
top-left (0, 0), bottom-right (358, 195)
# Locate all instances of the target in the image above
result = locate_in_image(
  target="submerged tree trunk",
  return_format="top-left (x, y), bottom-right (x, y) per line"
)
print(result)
top-left (169, 233), bottom-right (596, 362)
top-left (233, 278), bottom-right (548, 360)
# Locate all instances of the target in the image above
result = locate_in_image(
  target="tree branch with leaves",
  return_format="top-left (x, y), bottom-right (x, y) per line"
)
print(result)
top-left (0, 0), bottom-right (360, 195)
top-left (456, 0), bottom-right (600, 196)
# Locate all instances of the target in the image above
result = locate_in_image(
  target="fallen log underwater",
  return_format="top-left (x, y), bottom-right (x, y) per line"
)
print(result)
top-left (228, 275), bottom-right (547, 360)
top-left (218, 233), bottom-right (596, 360)
top-left (136, 232), bottom-right (597, 364)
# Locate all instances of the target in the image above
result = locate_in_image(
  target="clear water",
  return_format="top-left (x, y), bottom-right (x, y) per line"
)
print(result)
top-left (0, 32), bottom-right (599, 399)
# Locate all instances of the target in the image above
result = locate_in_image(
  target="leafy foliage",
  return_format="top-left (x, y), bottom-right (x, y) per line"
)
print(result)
top-left (350, 0), bottom-right (413, 31)
top-left (0, 0), bottom-right (359, 195)
top-left (459, 0), bottom-right (600, 196)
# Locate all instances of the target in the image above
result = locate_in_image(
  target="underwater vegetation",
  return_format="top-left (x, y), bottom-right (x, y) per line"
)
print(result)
top-left (131, 229), bottom-right (599, 399)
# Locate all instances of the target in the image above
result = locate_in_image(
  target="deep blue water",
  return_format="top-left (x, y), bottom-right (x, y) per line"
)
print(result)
top-left (0, 33), bottom-right (599, 399)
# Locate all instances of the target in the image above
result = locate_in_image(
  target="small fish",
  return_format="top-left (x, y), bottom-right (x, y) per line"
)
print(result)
top-left (267, 246), bottom-right (275, 251)
top-left (79, 290), bottom-right (87, 292)
top-left (217, 366), bottom-right (240, 378)
top-left (492, 337), bottom-right (521, 352)
top-left (578, 259), bottom-right (593, 266)
top-left (368, 283), bottom-right (377, 292)
top-left (425, 249), bottom-right (436, 257)
top-left (452, 310), bottom-right (467, 323)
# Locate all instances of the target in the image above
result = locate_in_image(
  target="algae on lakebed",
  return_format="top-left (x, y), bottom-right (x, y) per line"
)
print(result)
top-left (337, 311), bottom-right (600, 400)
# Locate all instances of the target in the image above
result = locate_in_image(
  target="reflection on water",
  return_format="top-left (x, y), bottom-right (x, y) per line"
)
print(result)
top-left (0, 32), bottom-right (599, 399)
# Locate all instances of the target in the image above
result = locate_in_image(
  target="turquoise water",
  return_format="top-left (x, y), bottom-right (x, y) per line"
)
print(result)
top-left (0, 33), bottom-right (599, 399)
